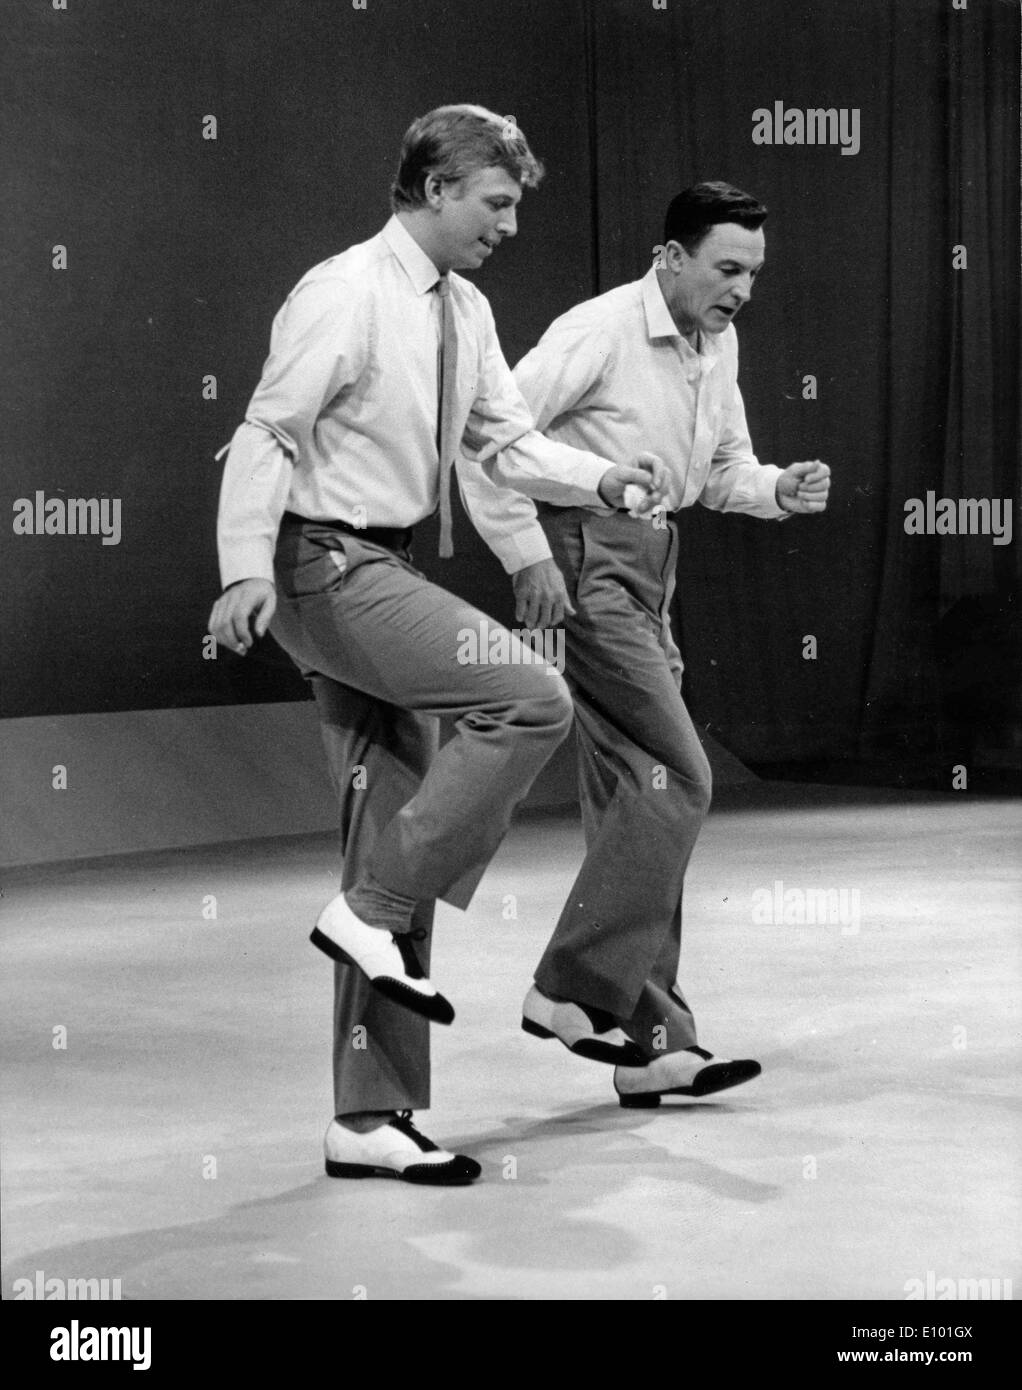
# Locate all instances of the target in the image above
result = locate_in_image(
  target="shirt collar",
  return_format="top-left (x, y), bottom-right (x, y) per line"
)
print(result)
top-left (641, 267), bottom-right (724, 370)
top-left (642, 267), bottom-right (681, 340)
top-left (382, 215), bottom-right (443, 296)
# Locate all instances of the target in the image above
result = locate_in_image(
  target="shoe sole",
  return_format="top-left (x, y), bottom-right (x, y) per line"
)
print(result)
top-left (617, 1060), bottom-right (763, 1108)
top-left (325, 1158), bottom-right (480, 1185)
top-left (521, 1017), bottom-right (646, 1067)
top-left (310, 927), bottom-right (455, 1025)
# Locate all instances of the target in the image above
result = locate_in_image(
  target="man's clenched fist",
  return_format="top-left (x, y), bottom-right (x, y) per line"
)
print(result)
top-left (776, 460), bottom-right (831, 515)
top-left (598, 452), bottom-right (669, 514)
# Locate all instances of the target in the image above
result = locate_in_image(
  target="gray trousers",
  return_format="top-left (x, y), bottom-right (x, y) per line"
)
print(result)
top-left (533, 505), bottom-right (713, 1059)
top-left (270, 515), bottom-right (574, 1114)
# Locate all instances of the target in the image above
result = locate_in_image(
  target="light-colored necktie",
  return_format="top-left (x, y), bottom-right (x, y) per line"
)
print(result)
top-left (434, 274), bottom-right (457, 558)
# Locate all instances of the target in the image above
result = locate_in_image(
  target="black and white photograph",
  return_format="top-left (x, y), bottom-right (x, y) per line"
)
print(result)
top-left (1, 0), bottom-right (1019, 1337)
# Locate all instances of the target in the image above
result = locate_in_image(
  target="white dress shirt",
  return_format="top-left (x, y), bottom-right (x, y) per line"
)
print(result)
top-left (216, 216), bottom-right (615, 588)
top-left (513, 267), bottom-right (785, 518)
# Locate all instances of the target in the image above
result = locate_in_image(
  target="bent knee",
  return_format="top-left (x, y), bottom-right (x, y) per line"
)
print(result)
top-left (692, 769), bottom-right (713, 818)
top-left (519, 669), bottom-right (575, 736)
top-left (667, 752), bottom-right (712, 818)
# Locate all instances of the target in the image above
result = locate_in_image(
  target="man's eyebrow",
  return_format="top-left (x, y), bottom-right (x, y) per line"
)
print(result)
top-left (716, 258), bottom-right (765, 272)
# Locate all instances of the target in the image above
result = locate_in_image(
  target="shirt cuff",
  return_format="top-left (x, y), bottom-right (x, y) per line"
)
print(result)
top-left (578, 454), bottom-right (616, 505)
top-left (498, 526), bottom-right (554, 574)
top-left (219, 541), bottom-right (277, 590)
top-left (758, 464), bottom-right (789, 519)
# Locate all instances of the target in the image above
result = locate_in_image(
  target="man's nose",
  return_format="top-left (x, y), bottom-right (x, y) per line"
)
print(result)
top-left (496, 207), bottom-right (518, 238)
top-left (732, 274), bottom-right (753, 303)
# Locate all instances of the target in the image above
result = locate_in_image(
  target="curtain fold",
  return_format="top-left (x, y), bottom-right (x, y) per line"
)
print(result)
top-left (858, 0), bottom-right (1020, 765)
top-left (584, 0), bottom-right (1019, 772)
top-left (4, 0), bottom-right (1017, 771)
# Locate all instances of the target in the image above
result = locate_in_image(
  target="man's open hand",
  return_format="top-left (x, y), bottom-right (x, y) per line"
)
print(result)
top-left (598, 451), bottom-right (669, 514)
top-left (512, 557), bottom-right (574, 629)
top-left (207, 578), bottom-right (276, 655)
top-left (776, 460), bottom-right (831, 514)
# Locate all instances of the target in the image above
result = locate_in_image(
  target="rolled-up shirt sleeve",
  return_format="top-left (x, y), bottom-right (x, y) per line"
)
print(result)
top-left (216, 278), bottom-right (367, 588)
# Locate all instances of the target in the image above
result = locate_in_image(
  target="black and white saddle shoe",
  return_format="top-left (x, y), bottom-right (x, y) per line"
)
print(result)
top-left (310, 894), bottom-right (455, 1025)
top-left (521, 984), bottom-right (646, 1066)
top-left (613, 1046), bottom-right (762, 1108)
top-left (324, 1112), bottom-right (481, 1185)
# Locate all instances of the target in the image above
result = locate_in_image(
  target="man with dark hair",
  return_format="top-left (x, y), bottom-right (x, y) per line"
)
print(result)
top-left (513, 180), bottom-right (831, 1107)
top-left (208, 104), bottom-right (665, 1184)
top-left (661, 180), bottom-right (768, 250)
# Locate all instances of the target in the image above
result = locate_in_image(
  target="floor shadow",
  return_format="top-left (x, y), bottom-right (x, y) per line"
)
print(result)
top-left (3, 1100), bottom-right (786, 1299)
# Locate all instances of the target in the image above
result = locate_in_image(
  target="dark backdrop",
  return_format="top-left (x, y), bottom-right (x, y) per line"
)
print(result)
top-left (588, 0), bottom-right (1020, 774)
top-left (2, 0), bottom-right (1018, 785)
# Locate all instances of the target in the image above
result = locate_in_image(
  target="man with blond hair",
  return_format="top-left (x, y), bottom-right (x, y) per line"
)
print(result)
top-left (209, 105), bottom-right (665, 1184)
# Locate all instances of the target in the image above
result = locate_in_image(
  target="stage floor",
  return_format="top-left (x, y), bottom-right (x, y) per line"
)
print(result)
top-left (2, 783), bottom-right (1019, 1301)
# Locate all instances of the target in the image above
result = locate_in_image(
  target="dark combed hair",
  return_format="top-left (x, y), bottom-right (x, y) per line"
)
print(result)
top-left (663, 181), bottom-right (768, 252)
top-left (391, 105), bottom-right (544, 211)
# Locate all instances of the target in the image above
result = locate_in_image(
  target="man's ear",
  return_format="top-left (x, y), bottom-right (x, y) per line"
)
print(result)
top-left (423, 173), bottom-right (445, 210)
top-left (664, 240), bottom-right (688, 273)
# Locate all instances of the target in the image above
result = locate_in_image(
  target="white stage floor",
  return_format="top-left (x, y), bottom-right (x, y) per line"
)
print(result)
top-left (2, 785), bottom-right (1019, 1300)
